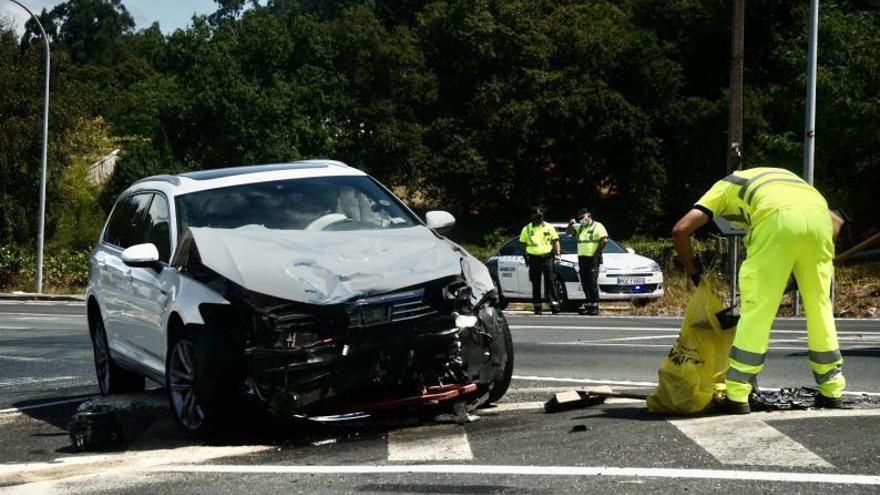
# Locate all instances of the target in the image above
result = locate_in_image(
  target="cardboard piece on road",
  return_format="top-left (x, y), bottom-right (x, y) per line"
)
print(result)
top-left (544, 390), bottom-right (606, 413)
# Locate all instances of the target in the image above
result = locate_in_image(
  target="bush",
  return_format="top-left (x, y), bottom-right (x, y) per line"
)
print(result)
top-left (0, 245), bottom-right (90, 293)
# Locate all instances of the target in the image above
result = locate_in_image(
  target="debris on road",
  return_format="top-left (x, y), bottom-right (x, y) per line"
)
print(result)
top-left (544, 390), bottom-right (606, 413)
top-left (68, 405), bottom-right (122, 452)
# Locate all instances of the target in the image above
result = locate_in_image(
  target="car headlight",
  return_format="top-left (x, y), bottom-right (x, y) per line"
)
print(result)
top-left (599, 264), bottom-right (606, 273)
top-left (650, 262), bottom-right (660, 271)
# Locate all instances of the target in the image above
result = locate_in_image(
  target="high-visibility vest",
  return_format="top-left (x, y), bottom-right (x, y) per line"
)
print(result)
top-left (695, 167), bottom-right (827, 232)
top-left (575, 221), bottom-right (608, 257)
top-left (519, 222), bottom-right (558, 256)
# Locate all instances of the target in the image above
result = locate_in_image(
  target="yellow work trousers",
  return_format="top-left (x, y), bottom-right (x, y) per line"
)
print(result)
top-left (725, 207), bottom-right (845, 403)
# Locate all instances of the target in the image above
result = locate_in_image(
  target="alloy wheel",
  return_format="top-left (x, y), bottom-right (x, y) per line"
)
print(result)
top-left (168, 340), bottom-right (205, 431)
top-left (92, 321), bottom-right (111, 395)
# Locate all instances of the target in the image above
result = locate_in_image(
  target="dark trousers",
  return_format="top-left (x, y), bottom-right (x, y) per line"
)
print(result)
top-left (578, 255), bottom-right (600, 311)
top-left (528, 254), bottom-right (560, 307)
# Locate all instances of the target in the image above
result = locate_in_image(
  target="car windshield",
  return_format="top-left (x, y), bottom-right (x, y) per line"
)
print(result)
top-left (558, 233), bottom-right (627, 255)
top-left (176, 175), bottom-right (419, 232)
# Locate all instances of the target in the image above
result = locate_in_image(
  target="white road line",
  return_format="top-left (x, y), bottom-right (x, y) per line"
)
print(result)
top-left (0, 312), bottom-right (84, 317)
top-left (553, 335), bottom-right (677, 344)
top-left (0, 376), bottom-right (81, 388)
top-left (511, 375), bottom-right (880, 397)
top-left (506, 312), bottom-right (877, 322)
top-left (154, 464), bottom-right (880, 485)
top-left (387, 424), bottom-right (473, 461)
top-left (513, 375), bottom-right (658, 388)
top-left (0, 355), bottom-right (51, 363)
top-left (510, 325), bottom-right (876, 336)
top-left (670, 416), bottom-right (831, 468)
top-left (0, 396), bottom-right (95, 415)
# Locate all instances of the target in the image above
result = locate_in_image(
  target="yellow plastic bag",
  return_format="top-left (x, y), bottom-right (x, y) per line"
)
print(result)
top-left (646, 279), bottom-right (735, 415)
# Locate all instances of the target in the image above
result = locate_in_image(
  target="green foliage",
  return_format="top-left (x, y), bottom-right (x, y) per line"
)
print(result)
top-left (2, 0), bottom-right (880, 269)
top-left (0, 245), bottom-right (90, 291)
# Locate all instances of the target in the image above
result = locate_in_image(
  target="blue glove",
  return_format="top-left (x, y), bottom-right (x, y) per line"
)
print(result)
top-left (690, 258), bottom-right (703, 287)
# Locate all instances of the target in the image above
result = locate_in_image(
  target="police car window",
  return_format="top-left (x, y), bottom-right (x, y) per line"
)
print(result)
top-left (559, 234), bottom-right (626, 254)
top-left (176, 176), bottom-right (419, 232)
top-left (498, 239), bottom-right (523, 256)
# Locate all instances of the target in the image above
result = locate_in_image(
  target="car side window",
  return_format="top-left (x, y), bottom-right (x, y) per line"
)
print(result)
top-left (103, 193), bottom-right (153, 249)
top-left (498, 239), bottom-right (523, 256)
top-left (145, 194), bottom-right (171, 263)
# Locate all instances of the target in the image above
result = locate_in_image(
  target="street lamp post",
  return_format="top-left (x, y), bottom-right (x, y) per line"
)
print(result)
top-left (7, 0), bottom-right (50, 294)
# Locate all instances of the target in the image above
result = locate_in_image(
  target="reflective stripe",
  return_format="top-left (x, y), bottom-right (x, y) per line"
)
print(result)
top-left (814, 368), bottom-right (843, 384)
top-left (737, 169), bottom-right (799, 199)
top-left (726, 367), bottom-right (755, 384)
top-left (578, 240), bottom-right (600, 244)
top-left (721, 214), bottom-right (748, 224)
top-left (746, 178), bottom-right (810, 205)
top-left (722, 174), bottom-right (749, 187)
top-left (730, 347), bottom-right (766, 366)
top-left (808, 349), bottom-right (842, 364)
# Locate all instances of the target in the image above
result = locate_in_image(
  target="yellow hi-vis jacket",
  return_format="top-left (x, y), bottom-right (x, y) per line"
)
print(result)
top-left (694, 167), bottom-right (827, 243)
top-left (574, 221), bottom-right (608, 257)
top-left (519, 222), bottom-right (558, 256)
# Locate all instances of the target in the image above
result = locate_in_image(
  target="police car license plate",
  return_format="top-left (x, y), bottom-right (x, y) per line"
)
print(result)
top-left (617, 277), bottom-right (646, 285)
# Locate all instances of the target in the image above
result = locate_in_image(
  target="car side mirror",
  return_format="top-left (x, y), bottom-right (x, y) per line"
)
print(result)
top-left (121, 243), bottom-right (162, 270)
top-left (425, 210), bottom-right (455, 234)
top-left (626, 247), bottom-right (635, 254)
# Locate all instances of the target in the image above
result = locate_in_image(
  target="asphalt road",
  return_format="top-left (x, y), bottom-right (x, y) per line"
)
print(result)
top-left (1, 301), bottom-right (879, 494)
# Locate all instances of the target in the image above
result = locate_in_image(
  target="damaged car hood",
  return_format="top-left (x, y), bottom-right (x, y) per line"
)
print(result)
top-left (187, 225), bottom-right (484, 305)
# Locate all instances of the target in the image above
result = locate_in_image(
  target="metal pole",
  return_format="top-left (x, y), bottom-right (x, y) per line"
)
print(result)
top-left (8, 0), bottom-right (50, 294)
top-left (804, 0), bottom-right (819, 185)
top-left (796, 0), bottom-right (819, 315)
top-left (727, 0), bottom-right (745, 309)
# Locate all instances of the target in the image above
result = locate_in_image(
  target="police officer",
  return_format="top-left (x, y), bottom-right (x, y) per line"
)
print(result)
top-left (567, 208), bottom-right (608, 315)
top-left (519, 207), bottom-right (562, 315)
top-left (672, 167), bottom-right (846, 414)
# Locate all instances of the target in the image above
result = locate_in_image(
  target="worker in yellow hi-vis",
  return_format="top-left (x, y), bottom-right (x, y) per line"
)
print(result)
top-left (671, 167), bottom-right (846, 414)
top-left (519, 207), bottom-right (562, 315)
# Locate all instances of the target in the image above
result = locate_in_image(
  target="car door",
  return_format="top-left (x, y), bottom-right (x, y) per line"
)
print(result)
top-left (100, 193), bottom-right (153, 355)
top-left (496, 239), bottom-right (526, 297)
top-left (127, 193), bottom-right (175, 374)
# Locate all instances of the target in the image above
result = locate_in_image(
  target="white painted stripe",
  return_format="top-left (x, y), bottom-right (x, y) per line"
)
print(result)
top-left (154, 464), bottom-right (880, 485)
top-left (670, 415), bottom-right (831, 468)
top-left (505, 312), bottom-right (879, 323)
top-left (0, 376), bottom-right (80, 387)
top-left (512, 375), bottom-right (658, 387)
top-left (510, 325), bottom-right (876, 336)
top-left (511, 375), bottom-right (880, 397)
top-left (0, 355), bottom-right (51, 362)
top-left (0, 396), bottom-right (94, 415)
top-left (0, 312), bottom-right (84, 317)
top-left (572, 334), bottom-right (678, 343)
top-left (540, 342), bottom-right (876, 352)
top-left (387, 424), bottom-right (473, 461)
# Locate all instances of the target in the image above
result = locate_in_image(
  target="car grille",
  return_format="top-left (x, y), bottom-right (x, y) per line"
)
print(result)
top-left (605, 272), bottom-right (653, 278)
top-left (347, 289), bottom-right (437, 327)
top-left (600, 284), bottom-right (659, 294)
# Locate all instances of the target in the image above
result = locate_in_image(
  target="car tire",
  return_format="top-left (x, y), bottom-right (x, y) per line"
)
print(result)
top-left (553, 276), bottom-right (580, 312)
top-left (468, 308), bottom-right (514, 409)
top-left (491, 277), bottom-right (509, 310)
top-left (166, 328), bottom-right (244, 437)
top-left (91, 315), bottom-right (145, 395)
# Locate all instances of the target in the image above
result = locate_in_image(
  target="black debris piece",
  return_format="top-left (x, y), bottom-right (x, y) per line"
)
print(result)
top-left (68, 404), bottom-right (123, 452)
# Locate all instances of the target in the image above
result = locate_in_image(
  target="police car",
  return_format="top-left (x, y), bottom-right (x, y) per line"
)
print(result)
top-left (485, 223), bottom-right (664, 309)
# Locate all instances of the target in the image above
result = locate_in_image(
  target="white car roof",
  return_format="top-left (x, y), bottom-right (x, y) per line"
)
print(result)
top-left (123, 160), bottom-right (366, 197)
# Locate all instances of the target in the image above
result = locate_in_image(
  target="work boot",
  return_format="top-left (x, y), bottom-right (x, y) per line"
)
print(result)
top-left (578, 307), bottom-right (589, 315)
top-left (717, 397), bottom-right (750, 415)
top-left (815, 394), bottom-right (845, 409)
top-left (550, 303), bottom-right (561, 315)
top-left (533, 306), bottom-right (542, 315)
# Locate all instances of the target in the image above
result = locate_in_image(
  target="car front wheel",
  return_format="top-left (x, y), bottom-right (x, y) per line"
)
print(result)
top-left (166, 328), bottom-right (244, 437)
top-left (91, 315), bottom-right (145, 395)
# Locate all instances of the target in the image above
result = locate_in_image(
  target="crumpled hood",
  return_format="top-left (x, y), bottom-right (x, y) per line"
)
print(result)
top-left (188, 225), bottom-right (468, 304)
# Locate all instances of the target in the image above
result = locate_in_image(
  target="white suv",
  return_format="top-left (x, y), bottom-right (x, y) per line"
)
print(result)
top-left (86, 161), bottom-right (512, 435)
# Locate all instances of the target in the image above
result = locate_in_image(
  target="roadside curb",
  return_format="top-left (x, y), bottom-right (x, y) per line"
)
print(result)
top-left (0, 293), bottom-right (85, 302)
